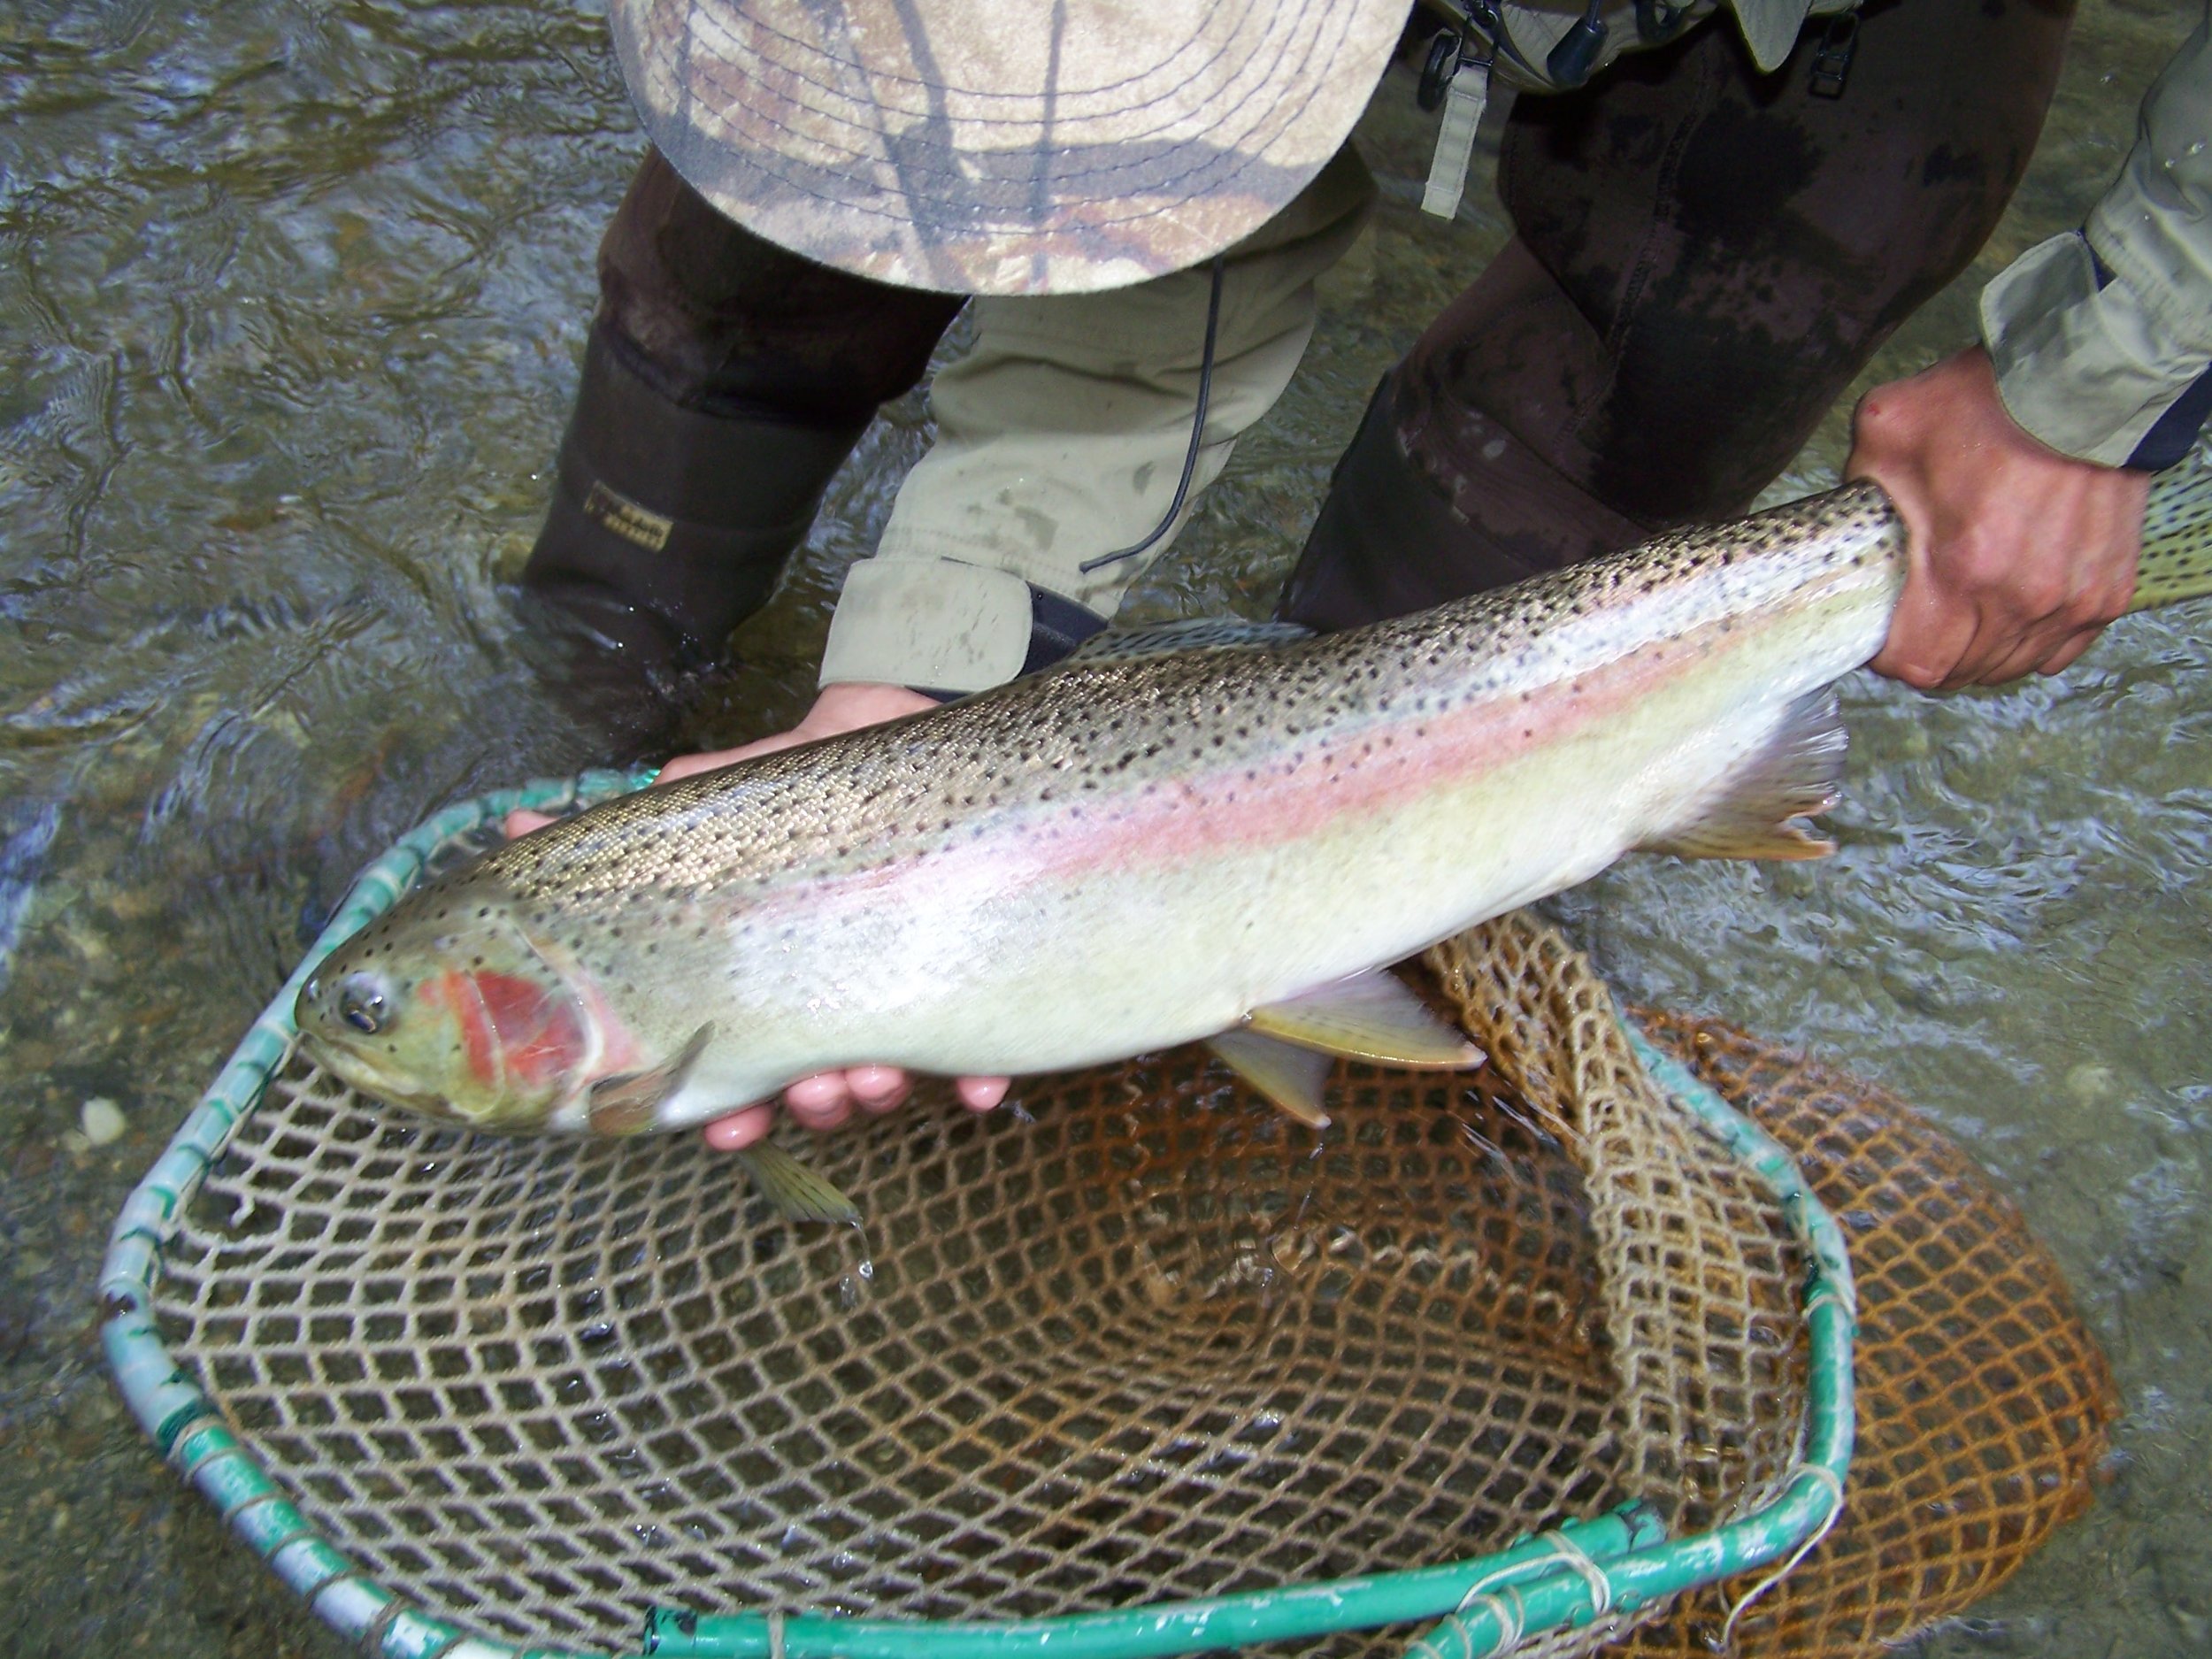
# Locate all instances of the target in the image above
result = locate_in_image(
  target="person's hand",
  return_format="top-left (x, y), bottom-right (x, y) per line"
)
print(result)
top-left (1847, 346), bottom-right (2149, 689)
top-left (503, 681), bottom-right (1013, 1148)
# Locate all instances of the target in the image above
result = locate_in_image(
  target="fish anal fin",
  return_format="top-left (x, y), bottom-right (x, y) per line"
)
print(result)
top-left (586, 1022), bottom-right (714, 1136)
top-left (1207, 1030), bottom-right (1335, 1129)
top-left (1245, 969), bottom-right (1486, 1069)
top-left (1640, 688), bottom-right (1847, 863)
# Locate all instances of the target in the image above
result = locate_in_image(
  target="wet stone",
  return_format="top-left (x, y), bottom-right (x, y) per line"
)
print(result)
top-left (81, 1097), bottom-right (127, 1147)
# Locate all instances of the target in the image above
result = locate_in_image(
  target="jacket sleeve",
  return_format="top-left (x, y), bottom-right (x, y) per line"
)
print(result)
top-left (1981, 4), bottom-right (2212, 469)
top-left (818, 148), bottom-right (1375, 695)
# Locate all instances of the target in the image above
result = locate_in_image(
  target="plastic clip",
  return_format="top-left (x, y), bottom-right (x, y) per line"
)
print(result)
top-left (1809, 11), bottom-right (1859, 99)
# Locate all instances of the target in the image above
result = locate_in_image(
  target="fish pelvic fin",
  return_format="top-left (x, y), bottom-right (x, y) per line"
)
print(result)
top-left (733, 1141), bottom-right (861, 1225)
top-left (1207, 1030), bottom-right (1336, 1129)
top-left (586, 1022), bottom-right (714, 1135)
top-left (1640, 688), bottom-right (1847, 862)
top-left (1246, 969), bottom-right (1486, 1068)
top-left (1210, 969), bottom-right (1486, 1129)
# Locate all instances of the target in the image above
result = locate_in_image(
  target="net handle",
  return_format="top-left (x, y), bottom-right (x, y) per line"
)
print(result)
top-left (639, 1505), bottom-right (1667, 1659)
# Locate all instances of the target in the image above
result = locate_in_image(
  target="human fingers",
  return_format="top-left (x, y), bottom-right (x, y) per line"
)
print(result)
top-left (956, 1076), bottom-right (1012, 1112)
top-left (656, 735), bottom-right (798, 787)
top-left (652, 683), bottom-right (941, 787)
top-left (1954, 593), bottom-right (2108, 686)
top-left (701, 1102), bottom-right (775, 1152)
top-left (1868, 580), bottom-right (1979, 689)
top-left (696, 1067), bottom-right (1007, 1151)
top-left (2034, 627), bottom-right (2105, 678)
top-left (845, 1066), bottom-right (912, 1116)
top-left (1966, 630), bottom-right (2072, 690)
top-left (782, 1071), bottom-right (858, 1131)
top-left (695, 1070), bottom-right (902, 1152)
top-left (1847, 348), bottom-right (2144, 692)
top-left (503, 808), bottom-right (558, 838)
top-left (1940, 525), bottom-right (2133, 686)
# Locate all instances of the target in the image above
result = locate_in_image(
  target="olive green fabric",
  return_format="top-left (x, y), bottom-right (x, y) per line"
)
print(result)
top-left (818, 146), bottom-right (1375, 694)
top-left (1984, 4), bottom-right (2212, 465)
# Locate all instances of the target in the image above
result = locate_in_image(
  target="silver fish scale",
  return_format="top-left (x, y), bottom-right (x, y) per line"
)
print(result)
top-left (465, 484), bottom-right (1902, 918)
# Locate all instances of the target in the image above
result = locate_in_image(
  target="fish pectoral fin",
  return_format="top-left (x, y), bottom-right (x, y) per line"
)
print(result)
top-left (586, 1022), bottom-right (715, 1135)
top-left (1640, 688), bottom-right (1847, 862)
top-left (1246, 969), bottom-right (1486, 1068)
top-left (1064, 617), bottom-right (1313, 666)
top-left (733, 1141), bottom-right (861, 1225)
top-left (1207, 1029), bottom-right (1337, 1129)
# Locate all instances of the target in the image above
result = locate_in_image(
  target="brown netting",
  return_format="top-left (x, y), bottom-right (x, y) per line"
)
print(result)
top-left (149, 907), bottom-right (2113, 1658)
top-left (1618, 1016), bottom-right (2121, 1658)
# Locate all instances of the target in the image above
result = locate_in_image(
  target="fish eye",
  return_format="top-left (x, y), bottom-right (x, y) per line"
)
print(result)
top-left (338, 972), bottom-right (392, 1035)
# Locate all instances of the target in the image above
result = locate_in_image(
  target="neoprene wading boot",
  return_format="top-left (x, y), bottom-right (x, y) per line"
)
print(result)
top-left (518, 326), bottom-right (867, 727)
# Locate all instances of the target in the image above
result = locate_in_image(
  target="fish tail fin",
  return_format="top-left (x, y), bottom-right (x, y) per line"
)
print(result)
top-left (733, 1141), bottom-right (861, 1225)
top-left (2132, 450), bottom-right (2212, 612)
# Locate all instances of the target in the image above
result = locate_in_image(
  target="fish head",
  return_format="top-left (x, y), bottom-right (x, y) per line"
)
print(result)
top-left (293, 894), bottom-right (598, 1132)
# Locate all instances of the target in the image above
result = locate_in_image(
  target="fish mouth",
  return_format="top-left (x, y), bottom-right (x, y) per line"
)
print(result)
top-left (289, 1015), bottom-right (465, 1124)
top-left (295, 1025), bottom-right (572, 1133)
top-left (293, 1033), bottom-right (449, 1118)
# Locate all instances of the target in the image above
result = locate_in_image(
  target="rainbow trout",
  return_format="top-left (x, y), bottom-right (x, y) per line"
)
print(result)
top-left (296, 472), bottom-right (2212, 1219)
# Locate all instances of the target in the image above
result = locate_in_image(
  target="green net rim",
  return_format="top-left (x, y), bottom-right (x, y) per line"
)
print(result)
top-left (99, 768), bottom-right (1855, 1659)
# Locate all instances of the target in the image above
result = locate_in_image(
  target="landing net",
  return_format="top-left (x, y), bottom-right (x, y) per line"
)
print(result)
top-left (101, 771), bottom-right (2107, 1659)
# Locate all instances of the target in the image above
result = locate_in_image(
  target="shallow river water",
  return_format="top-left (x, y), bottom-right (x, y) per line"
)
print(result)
top-left (2, 2), bottom-right (2208, 1655)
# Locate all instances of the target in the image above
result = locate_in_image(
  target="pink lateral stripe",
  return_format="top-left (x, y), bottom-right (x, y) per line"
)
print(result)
top-left (1000, 606), bottom-right (1751, 882)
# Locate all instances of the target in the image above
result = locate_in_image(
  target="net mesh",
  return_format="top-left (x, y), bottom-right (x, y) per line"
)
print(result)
top-left (1617, 1016), bottom-right (2119, 1659)
top-left (145, 881), bottom-right (2111, 1658)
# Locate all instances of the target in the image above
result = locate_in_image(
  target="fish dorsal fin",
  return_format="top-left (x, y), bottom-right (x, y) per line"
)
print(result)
top-left (1206, 1029), bottom-right (1337, 1128)
top-left (586, 1022), bottom-right (714, 1135)
top-left (1640, 688), bottom-right (1847, 861)
top-left (1065, 617), bottom-right (1312, 666)
top-left (733, 1141), bottom-right (861, 1225)
top-left (1247, 969), bottom-right (1486, 1068)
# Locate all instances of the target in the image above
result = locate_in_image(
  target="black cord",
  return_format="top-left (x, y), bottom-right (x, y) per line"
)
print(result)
top-left (1079, 254), bottom-right (1225, 574)
top-left (1454, 0), bottom-right (1547, 82)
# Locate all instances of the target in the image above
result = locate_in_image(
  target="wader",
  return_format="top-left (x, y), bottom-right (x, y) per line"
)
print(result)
top-left (524, 0), bottom-right (2078, 676)
top-left (1281, 0), bottom-right (2078, 629)
top-left (521, 150), bottom-right (961, 675)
